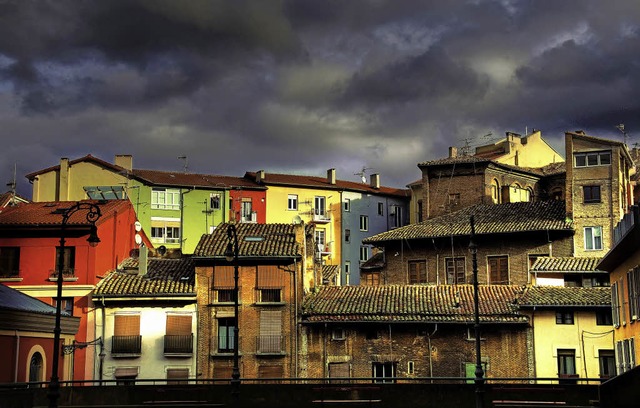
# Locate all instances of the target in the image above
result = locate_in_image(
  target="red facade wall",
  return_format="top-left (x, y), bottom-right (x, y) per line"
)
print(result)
top-left (229, 189), bottom-right (267, 223)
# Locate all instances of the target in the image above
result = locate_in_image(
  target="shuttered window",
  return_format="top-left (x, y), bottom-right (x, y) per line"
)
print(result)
top-left (166, 314), bottom-right (191, 335)
top-left (488, 256), bottom-right (509, 284)
top-left (213, 267), bottom-right (235, 288)
top-left (408, 260), bottom-right (427, 284)
top-left (258, 365), bottom-right (284, 383)
top-left (114, 314), bottom-right (140, 336)
top-left (446, 257), bottom-right (465, 284)
top-left (259, 310), bottom-right (282, 353)
top-left (257, 266), bottom-right (283, 288)
top-left (167, 368), bottom-right (189, 385)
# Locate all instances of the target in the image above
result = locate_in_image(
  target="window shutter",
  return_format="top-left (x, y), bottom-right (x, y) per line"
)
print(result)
top-left (114, 314), bottom-right (140, 336)
top-left (213, 267), bottom-right (235, 288)
top-left (260, 310), bottom-right (282, 335)
top-left (257, 265), bottom-right (282, 288)
top-left (166, 368), bottom-right (189, 382)
top-left (166, 314), bottom-right (191, 335)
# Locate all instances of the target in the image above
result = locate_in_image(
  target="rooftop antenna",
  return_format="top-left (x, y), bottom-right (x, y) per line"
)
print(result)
top-left (616, 124), bottom-right (628, 145)
top-left (6, 163), bottom-right (17, 205)
top-left (354, 166), bottom-right (372, 183)
top-left (178, 155), bottom-right (188, 173)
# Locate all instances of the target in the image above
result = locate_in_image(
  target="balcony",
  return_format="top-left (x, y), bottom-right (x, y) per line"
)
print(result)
top-left (256, 335), bottom-right (285, 355)
top-left (312, 209), bottom-right (330, 223)
top-left (211, 336), bottom-right (242, 356)
top-left (164, 334), bottom-right (193, 356)
top-left (112, 335), bottom-right (142, 356)
top-left (241, 211), bottom-right (258, 223)
top-left (48, 268), bottom-right (78, 282)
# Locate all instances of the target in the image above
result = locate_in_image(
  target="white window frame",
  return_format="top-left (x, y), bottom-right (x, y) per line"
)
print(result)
top-left (151, 188), bottom-right (180, 210)
top-left (584, 226), bottom-right (603, 250)
top-left (287, 194), bottom-right (298, 211)
top-left (344, 199), bottom-right (351, 212)
top-left (574, 151), bottom-right (612, 168)
top-left (209, 193), bottom-right (221, 210)
top-left (359, 245), bottom-right (369, 262)
top-left (360, 215), bottom-right (369, 231)
top-left (391, 206), bottom-right (403, 228)
top-left (150, 217), bottom-right (181, 244)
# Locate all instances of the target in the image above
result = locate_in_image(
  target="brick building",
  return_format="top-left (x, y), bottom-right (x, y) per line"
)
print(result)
top-left (300, 285), bottom-right (530, 381)
top-left (193, 222), bottom-right (315, 380)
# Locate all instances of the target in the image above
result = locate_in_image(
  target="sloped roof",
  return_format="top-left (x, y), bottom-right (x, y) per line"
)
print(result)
top-left (364, 200), bottom-right (572, 243)
top-left (245, 172), bottom-right (409, 198)
top-left (518, 286), bottom-right (611, 307)
top-left (322, 265), bottom-right (340, 282)
top-left (301, 284), bottom-right (527, 324)
top-left (25, 154), bottom-right (126, 180)
top-left (194, 223), bottom-right (302, 258)
top-left (360, 252), bottom-right (385, 270)
top-left (531, 257), bottom-right (603, 273)
top-left (129, 169), bottom-right (264, 190)
top-left (0, 284), bottom-right (64, 315)
top-left (0, 191), bottom-right (28, 209)
top-left (94, 257), bottom-right (195, 297)
top-left (569, 131), bottom-right (633, 164)
top-left (0, 199), bottom-right (131, 227)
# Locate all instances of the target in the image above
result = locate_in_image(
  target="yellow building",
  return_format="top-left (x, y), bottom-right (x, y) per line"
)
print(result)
top-left (519, 286), bottom-right (614, 382)
top-left (475, 130), bottom-right (563, 167)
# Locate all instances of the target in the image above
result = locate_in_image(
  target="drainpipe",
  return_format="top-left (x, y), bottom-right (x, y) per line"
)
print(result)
top-left (14, 331), bottom-right (20, 382)
top-left (98, 297), bottom-right (106, 384)
top-left (427, 324), bottom-right (438, 381)
top-left (323, 323), bottom-right (328, 381)
top-left (293, 258), bottom-right (299, 377)
top-left (180, 187), bottom-right (195, 253)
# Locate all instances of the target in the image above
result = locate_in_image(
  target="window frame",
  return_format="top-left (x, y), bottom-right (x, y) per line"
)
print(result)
top-left (583, 185), bottom-right (601, 203)
top-left (584, 226), bottom-right (603, 250)
top-left (487, 255), bottom-right (509, 284)
top-left (445, 257), bottom-right (465, 284)
top-left (209, 193), bottom-right (221, 210)
top-left (574, 151), bottom-right (612, 168)
top-left (0, 247), bottom-right (20, 278)
top-left (555, 311), bottom-right (575, 325)
top-left (287, 194), bottom-right (298, 211)
top-left (408, 259), bottom-right (427, 284)
top-left (359, 246), bottom-right (370, 263)
top-left (151, 188), bottom-right (181, 210)
top-left (359, 215), bottom-right (369, 231)
top-left (377, 202), bottom-right (384, 216)
top-left (343, 198), bottom-right (351, 212)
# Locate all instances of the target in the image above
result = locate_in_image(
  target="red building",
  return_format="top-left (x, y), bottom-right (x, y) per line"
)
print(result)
top-left (0, 199), bottom-right (150, 383)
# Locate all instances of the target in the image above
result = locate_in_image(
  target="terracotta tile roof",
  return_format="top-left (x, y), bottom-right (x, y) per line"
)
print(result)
top-left (130, 169), bottom-right (264, 190)
top-left (0, 191), bottom-right (28, 209)
top-left (531, 257), bottom-right (603, 273)
top-left (0, 284), bottom-right (63, 315)
top-left (418, 155), bottom-right (492, 167)
top-left (360, 252), bottom-right (385, 270)
top-left (522, 162), bottom-right (566, 177)
top-left (301, 284), bottom-right (527, 324)
top-left (0, 199), bottom-right (131, 228)
top-left (364, 200), bottom-right (572, 243)
top-left (569, 132), bottom-right (633, 164)
top-left (94, 257), bottom-right (195, 297)
top-left (322, 265), bottom-right (340, 281)
top-left (25, 154), bottom-right (124, 180)
top-left (518, 286), bottom-right (611, 307)
top-left (245, 172), bottom-right (409, 198)
top-left (194, 223), bottom-right (302, 258)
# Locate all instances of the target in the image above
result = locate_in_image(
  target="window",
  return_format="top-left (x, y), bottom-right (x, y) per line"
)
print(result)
top-left (209, 193), bottom-right (221, 210)
top-left (212, 267), bottom-right (236, 303)
top-left (446, 257), bottom-right (465, 284)
top-left (53, 297), bottom-right (74, 316)
top-left (54, 247), bottom-right (75, 277)
top-left (28, 352), bottom-right (43, 384)
top-left (372, 362), bottom-right (396, 383)
top-left (612, 281), bottom-right (621, 327)
top-left (217, 317), bottom-right (236, 353)
top-left (344, 199), bottom-right (351, 212)
top-left (391, 206), bottom-right (403, 228)
top-left (287, 194), bottom-right (298, 211)
top-left (332, 328), bottom-right (345, 340)
top-left (417, 200), bottom-right (423, 222)
top-left (448, 193), bottom-right (460, 206)
top-left (344, 261), bottom-right (350, 282)
top-left (556, 311), bottom-right (575, 325)
top-left (599, 350), bottom-right (616, 379)
top-left (241, 199), bottom-right (254, 222)
top-left (360, 215), bottom-right (369, 231)
top-left (344, 229), bottom-right (351, 243)
top-left (151, 188), bottom-right (180, 210)
top-left (584, 226), bottom-right (603, 250)
top-left (362, 272), bottom-right (380, 286)
top-left (627, 267), bottom-right (640, 320)
top-left (259, 310), bottom-right (282, 353)
top-left (574, 151), bottom-right (612, 167)
top-left (165, 314), bottom-right (193, 354)
top-left (0, 247), bottom-right (20, 277)
top-left (583, 186), bottom-right (601, 203)
top-left (114, 367), bottom-right (138, 385)
top-left (258, 365), bottom-right (284, 383)
top-left (557, 349), bottom-right (577, 382)
top-left (84, 185), bottom-right (125, 200)
top-left (407, 361), bottom-right (415, 375)
top-left (256, 267), bottom-right (283, 303)
top-left (113, 314), bottom-right (142, 355)
top-left (315, 229), bottom-right (326, 252)
top-left (314, 196), bottom-right (326, 218)
top-left (616, 338), bottom-right (636, 374)
top-left (366, 327), bottom-right (380, 340)
top-left (491, 179), bottom-right (501, 204)
top-left (150, 218), bottom-right (181, 244)
top-left (488, 256), bottom-right (509, 284)
top-left (408, 260), bottom-right (427, 284)
top-left (359, 246), bottom-right (370, 262)
top-left (596, 310), bottom-right (613, 325)
top-left (166, 368), bottom-right (189, 385)
top-left (378, 202), bottom-right (384, 216)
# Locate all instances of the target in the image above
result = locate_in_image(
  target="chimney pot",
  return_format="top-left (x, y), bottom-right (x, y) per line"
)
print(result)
top-left (449, 147), bottom-right (457, 158)
top-left (327, 168), bottom-right (336, 185)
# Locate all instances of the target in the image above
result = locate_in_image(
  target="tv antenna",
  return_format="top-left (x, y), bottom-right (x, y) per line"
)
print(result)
top-left (354, 167), bottom-right (372, 183)
top-left (616, 124), bottom-right (629, 145)
top-left (178, 155), bottom-right (188, 173)
top-left (6, 163), bottom-right (17, 205)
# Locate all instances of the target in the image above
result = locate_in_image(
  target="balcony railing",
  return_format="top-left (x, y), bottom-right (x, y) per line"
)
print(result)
top-left (112, 335), bottom-right (142, 355)
top-left (0, 270), bottom-right (19, 278)
top-left (256, 335), bottom-right (285, 355)
top-left (241, 211), bottom-right (258, 223)
top-left (49, 268), bottom-right (75, 280)
top-left (164, 334), bottom-right (193, 355)
top-left (212, 336), bottom-right (242, 355)
top-left (613, 206), bottom-right (638, 245)
top-left (312, 209), bottom-right (330, 223)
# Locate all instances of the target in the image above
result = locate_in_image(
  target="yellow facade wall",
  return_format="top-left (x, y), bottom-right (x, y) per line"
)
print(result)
top-left (528, 309), bottom-right (614, 382)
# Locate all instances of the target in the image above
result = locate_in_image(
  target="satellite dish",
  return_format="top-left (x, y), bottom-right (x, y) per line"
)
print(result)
top-left (135, 233), bottom-right (142, 245)
top-left (134, 221), bottom-right (142, 232)
top-left (292, 215), bottom-right (303, 225)
top-left (157, 245), bottom-right (167, 256)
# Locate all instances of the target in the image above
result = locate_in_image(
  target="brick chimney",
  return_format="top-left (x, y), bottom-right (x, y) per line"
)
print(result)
top-left (256, 170), bottom-right (265, 183)
top-left (59, 158), bottom-right (69, 201)
top-left (327, 168), bottom-right (336, 185)
top-left (115, 155), bottom-right (133, 171)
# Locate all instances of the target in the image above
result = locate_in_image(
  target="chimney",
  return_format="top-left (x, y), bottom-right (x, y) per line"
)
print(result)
top-left (59, 158), bottom-right (69, 201)
top-left (256, 170), bottom-right (265, 183)
top-left (449, 147), bottom-right (457, 158)
top-left (138, 245), bottom-right (148, 276)
top-left (327, 168), bottom-right (336, 185)
top-left (370, 173), bottom-right (380, 189)
top-left (115, 155), bottom-right (133, 171)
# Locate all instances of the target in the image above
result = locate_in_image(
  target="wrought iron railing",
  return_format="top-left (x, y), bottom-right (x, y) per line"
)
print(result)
top-left (164, 334), bottom-right (193, 355)
top-left (256, 335), bottom-right (285, 354)
top-left (112, 335), bottom-right (142, 355)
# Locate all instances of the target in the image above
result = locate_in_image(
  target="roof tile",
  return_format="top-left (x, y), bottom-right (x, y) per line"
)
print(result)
top-left (194, 223), bottom-right (301, 258)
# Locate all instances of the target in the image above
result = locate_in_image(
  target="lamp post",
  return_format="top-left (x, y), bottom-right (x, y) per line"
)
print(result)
top-left (48, 202), bottom-right (102, 408)
top-left (469, 215), bottom-right (484, 408)
top-left (224, 224), bottom-right (241, 395)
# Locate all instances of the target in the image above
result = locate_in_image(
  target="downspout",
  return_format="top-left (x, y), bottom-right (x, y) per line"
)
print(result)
top-left (427, 324), bottom-right (438, 381)
top-left (14, 331), bottom-right (20, 382)
top-left (98, 297), bottom-right (106, 384)
top-left (293, 258), bottom-right (299, 377)
top-left (180, 187), bottom-right (195, 253)
top-left (323, 323), bottom-right (328, 381)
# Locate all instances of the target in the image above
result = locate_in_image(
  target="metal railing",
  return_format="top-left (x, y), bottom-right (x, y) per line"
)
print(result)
top-left (164, 334), bottom-right (193, 355)
top-left (111, 335), bottom-right (142, 355)
top-left (256, 335), bottom-right (285, 354)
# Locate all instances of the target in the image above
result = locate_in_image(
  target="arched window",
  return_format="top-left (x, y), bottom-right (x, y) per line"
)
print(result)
top-left (491, 179), bottom-right (501, 204)
top-left (28, 352), bottom-right (43, 384)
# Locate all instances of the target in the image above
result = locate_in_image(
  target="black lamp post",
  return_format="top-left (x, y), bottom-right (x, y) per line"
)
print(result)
top-left (469, 215), bottom-right (484, 408)
top-left (224, 224), bottom-right (241, 395)
top-left (48, 202), bottom-right (102, 408)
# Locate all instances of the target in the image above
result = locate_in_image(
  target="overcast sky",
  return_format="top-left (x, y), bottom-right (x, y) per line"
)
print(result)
top-left (2, 0), bottom-right (639, 197)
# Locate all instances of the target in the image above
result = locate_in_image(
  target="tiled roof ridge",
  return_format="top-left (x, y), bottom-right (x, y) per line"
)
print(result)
top-left (25, 154), bottom-right (126, 179)
top-left (0, 199), bottom-right (131, 227)
top-left (530, 256), bottom-right (603, 272)
top-left (518, 285), bottom-right (611, 307)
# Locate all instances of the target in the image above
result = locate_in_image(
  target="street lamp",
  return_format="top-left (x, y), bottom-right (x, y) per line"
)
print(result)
top-left (48, 202), bottom-right (102, 408)
top-left (224, 224), bottom-right (241, 395)
top-left (469, 215), bottom-right (484, 408)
